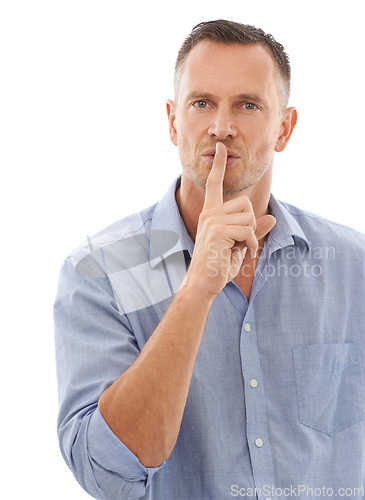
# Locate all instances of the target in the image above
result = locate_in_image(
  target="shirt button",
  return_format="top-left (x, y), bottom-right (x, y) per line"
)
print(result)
top-left (250, 379), bottom-right (258, 388)
top-left (244, 323), bottom-right (251, 332)
top-left (255, 438), bottom-right (264, 448)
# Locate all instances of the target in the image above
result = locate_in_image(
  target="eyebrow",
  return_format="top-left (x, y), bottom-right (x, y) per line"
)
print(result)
top-left (184, 91), bottom-right (269, 108)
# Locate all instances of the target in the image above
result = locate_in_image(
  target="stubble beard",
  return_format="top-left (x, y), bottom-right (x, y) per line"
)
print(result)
top-left (182, 148), bottom-right (272, 199)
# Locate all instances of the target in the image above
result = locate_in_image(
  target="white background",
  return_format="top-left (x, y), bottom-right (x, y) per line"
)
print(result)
top-left (1, 1), bottom-right (364, 498)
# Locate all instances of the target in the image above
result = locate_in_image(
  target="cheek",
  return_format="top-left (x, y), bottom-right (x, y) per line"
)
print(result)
top-left (249, 121), bottom-right (279, 149)
top-left (176, 119), bottom-right (199, 152)
top-left (176, 131), bottom-right (194, 163)
top-left (244, 124), bottom-right (278, 161)
top-left (176, 130), bottom-right (190, 152)
top-left (175, 117), bottom-right (189, 143)
top-left (177, 112), bottom-right (208, 140)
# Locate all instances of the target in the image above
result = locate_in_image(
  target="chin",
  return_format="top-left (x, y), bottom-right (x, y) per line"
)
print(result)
top-left (223, 169), bottom-right (266, 198)
top-left (182, 163), bottom-right (211, 192)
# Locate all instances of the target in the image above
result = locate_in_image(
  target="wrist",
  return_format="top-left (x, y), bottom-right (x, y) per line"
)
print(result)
top-left (178, 274), bottom-right (216, 306)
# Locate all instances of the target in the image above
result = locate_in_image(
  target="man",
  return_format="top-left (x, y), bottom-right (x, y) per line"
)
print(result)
top-left (54, 20), bottom-right (365, 499)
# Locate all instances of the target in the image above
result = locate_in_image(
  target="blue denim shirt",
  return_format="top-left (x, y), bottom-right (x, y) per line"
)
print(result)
top-left (54, 177), bottom-right (365, 500)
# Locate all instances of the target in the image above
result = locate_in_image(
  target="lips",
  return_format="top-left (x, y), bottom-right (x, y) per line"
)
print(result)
top-left (202, 148), bottom-right (240, 158)
top-left (202, 148), bottom-right (241, 167)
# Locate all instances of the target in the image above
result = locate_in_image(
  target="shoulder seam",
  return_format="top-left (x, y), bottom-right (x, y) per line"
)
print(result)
top-left (283, 206), bottom-right (364, 237)
top-left (70, 217), bottom-right (154, 260)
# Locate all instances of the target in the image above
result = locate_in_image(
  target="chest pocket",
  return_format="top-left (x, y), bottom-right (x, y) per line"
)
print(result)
top-left (292, 343), bottom-right (365, 436)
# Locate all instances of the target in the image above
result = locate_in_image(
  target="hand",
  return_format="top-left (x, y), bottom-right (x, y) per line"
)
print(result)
top-left (181, 142), bottom-right (276, 301)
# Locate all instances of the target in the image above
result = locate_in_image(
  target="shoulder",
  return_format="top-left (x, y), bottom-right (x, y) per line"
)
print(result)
top-left (280, 200), bottom-right (365, 253)
top-left (67, 202), bottom-right (158, 264)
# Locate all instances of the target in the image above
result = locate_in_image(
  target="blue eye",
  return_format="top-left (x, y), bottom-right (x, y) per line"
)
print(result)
top-left (243, 103), bottom-right (257, 110)
top-left (194, 100), bottom-right (209, 108)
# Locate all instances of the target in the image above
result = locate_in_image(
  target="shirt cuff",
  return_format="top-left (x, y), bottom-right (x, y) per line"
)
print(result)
top-left (87, 407), bottom-right (165, 486)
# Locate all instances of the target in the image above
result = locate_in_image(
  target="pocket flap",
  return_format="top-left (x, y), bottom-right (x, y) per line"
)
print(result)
top-left (293, 343), bottom-right (365, 436)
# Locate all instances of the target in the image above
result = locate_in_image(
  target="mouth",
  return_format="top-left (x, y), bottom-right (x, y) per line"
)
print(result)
top-left (202, 148), bottom-right (241, 167)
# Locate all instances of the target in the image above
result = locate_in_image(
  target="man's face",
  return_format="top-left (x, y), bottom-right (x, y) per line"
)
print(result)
top-left (167, 41), bottom-right (290, 198)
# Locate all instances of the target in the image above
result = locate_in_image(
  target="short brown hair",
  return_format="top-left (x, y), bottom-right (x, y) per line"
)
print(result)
top-left (174, 19), bottom-right (291, 109)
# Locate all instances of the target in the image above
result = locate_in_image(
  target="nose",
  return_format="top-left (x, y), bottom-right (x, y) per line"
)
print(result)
top-left (208, 108), bottom-right (238, 140)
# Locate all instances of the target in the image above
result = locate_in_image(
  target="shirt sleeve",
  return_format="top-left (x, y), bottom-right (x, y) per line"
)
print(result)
top-left (54, 256), bottom-right (165, 500)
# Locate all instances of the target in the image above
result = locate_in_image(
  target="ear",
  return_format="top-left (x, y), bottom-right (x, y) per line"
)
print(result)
top-left (274, 107), bottom-right (298, 153)
top-left (166, 99), bottom-right (178, 146)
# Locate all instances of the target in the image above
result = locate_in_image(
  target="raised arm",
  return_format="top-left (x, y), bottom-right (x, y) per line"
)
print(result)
top-left (98, 142), bottom-right (276, 467)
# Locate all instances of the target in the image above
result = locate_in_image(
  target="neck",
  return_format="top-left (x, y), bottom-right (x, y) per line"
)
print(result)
top-left (176, 163), bottom-right (273, 243)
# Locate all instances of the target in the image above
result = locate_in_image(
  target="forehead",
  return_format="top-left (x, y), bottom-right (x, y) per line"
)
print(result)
top-left (178, 40), bottom-right (280, 102)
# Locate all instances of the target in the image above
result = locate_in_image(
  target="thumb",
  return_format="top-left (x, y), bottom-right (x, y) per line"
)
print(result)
top-left (255, 214), bottom-right (276, 241)
top-left (228, 245), bottom-right (248, 282)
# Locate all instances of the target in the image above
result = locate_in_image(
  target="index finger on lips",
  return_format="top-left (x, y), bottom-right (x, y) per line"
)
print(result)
top-left (203, 142), bottom-right (227, 210)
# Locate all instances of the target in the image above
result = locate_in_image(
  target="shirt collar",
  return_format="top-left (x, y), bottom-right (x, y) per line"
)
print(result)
top-left (149, 177), bottom-right (194, 267)
top-left (149, 176), bottom-right (310, 266)
top-left (268, 195), bottom-right (310, 253)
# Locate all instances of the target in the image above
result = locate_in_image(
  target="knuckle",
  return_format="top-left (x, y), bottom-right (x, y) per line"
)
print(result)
top-left (246, 212), bottom-right (255, 226)
top-left (199, 209), bottom-right (213, 223)
top-left (213, 224), bottom-right (225, 237)
top-left (241, 225), bottom-right (254, 237)
top-left (201, 206), bottom-right (218, 220)
top-left (240, 195), bottom-right (253, 211)
top-left (238, 193), bottom-right (249, 203)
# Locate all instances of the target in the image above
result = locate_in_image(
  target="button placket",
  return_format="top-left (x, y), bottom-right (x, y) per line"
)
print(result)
top-left (240, 317), bottom-right (276, 499)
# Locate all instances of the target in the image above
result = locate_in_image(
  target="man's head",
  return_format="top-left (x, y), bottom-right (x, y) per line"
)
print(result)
top-left (167, 20), bottom-right (297, 200)
top-left (174, 19), bottom-right (291, 111)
